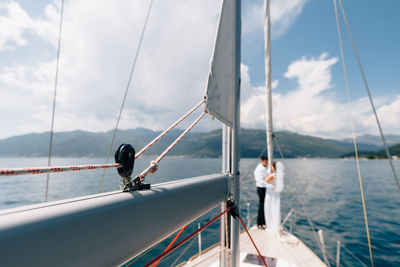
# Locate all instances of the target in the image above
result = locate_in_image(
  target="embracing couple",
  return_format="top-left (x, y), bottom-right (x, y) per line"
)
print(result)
top-left (254, 156), bottom-right (284, 233)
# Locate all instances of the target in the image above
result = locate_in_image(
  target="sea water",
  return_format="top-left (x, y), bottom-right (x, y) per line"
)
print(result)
top-left (0, 157), bottom-right (399, 266)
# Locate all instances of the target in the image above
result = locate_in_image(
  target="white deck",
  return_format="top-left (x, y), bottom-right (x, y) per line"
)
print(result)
top-left (179, 227), bottom-right (326, 267)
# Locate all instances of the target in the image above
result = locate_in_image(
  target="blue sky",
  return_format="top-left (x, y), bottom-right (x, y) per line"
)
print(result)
top-left (0, 0), bottom-right (399, 139)
top-left (242, 0), bottom-right (400, 137)
top-left (243, 0), bottom-right (400, 98)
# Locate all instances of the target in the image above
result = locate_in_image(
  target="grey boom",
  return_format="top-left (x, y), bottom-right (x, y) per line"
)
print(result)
top-left (0, 174), bottom-right (229, 267)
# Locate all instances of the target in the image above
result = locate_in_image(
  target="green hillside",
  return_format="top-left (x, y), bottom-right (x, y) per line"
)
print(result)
top-left (0, 128), bottom-right (357, 158)
top-left (375, 143), bottom-right (400, 158)
top-left (341, 143), bottom-right (400, 159)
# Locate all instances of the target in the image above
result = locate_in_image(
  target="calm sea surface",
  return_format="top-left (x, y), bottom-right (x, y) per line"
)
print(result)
top-left (0, 157), bottom-right (399, 266)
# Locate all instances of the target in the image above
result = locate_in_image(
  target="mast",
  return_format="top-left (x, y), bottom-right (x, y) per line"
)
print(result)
top-left (220, 125), bottom-right (230, 266)
top-left (264, 0), bottom-right (274, 168)
top-left (230, 0), bottom-right (241, 266)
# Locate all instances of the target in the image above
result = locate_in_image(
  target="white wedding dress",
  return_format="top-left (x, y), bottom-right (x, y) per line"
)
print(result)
top-left (264, 161), bottom-right (284, 233)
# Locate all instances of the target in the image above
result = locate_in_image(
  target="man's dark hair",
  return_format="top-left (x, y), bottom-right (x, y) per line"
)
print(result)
top-left (260, 156), bottom-right (268, 161)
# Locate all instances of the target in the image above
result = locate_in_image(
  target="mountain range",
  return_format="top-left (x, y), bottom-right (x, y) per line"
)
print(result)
top-left (0, 128), bottom-right (399, 158)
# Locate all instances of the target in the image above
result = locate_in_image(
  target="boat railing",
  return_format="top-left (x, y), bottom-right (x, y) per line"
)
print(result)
top-left (244, 202), bottom-right (369, 267)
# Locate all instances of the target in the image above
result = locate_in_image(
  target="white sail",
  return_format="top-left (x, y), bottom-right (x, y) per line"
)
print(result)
top-left (205, 0), bottom-right (237, 127)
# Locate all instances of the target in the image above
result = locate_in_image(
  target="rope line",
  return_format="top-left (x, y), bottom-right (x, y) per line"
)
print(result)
top-left (135, 99), bottom-right (205, 159)
top-left (0, 163), bottom-right (121, 177)
top-left (45, 0), bottom-right (65, 202)
top-left (337, 0), bottom-right (400, 193)
top-left (138, 112), bottom-right (206, 181)
top-left (1, 100), bottom-right (204, 178)
top-left (334, 1), bottom-right (374, 265)
top-left (98, 0), bottom-right (155, 193)
top-left (153, 225), bottom-right (188, 267)
top-left (0, 101), bottom-right (205, 178)
top-left (238, 216), bottom-right (268, 267)
top-left (143, 206), bottom-right (231, 267)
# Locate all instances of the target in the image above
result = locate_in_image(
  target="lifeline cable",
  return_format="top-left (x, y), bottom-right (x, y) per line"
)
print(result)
top-left (337, 0), bottom-right (400, 194)
top-left (98, 0), bottom-right (155, 193)
top-left (45, 0), bottom-right (65, 202)
top-left (143, 206), bottom-right (231, 267)
top-left (334, 0), bottom-right (374, 265)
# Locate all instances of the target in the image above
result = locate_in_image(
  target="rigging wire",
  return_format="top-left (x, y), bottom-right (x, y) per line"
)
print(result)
top-left (334, 0), bottom-right (374, 265)
top-left (45, 0), bottom-right (65, 202)
top-left (98, 0), bottom-right (155, 193)
top-left (337, 0), bottom-right (400, 193)
top-left (273, 136), bottom-right (331, 267)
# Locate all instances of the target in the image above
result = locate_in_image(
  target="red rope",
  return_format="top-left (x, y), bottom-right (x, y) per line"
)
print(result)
top-left (143, 207), bottom-right (232, 267)
top-left (238, 216), bottom-right (268, 267)
top-left (152, 225), bottom-right (188, 267)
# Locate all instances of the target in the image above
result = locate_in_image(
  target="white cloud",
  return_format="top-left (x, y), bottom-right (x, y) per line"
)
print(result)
top-left (0, 1), bottom-right (32, 50)
top-left (374, 96), bottom-right (400, 133)
top-left (1, 1), bottom-right (398, 140)
top-left (243, 0), bottom-right (308, 38)
top-left (241, 53), bottom-right (400, 138)
top-left (271, 79), bottom-right (279, 89)
top-left (0, 0), bottom-right (223, 138)
top-left (0, 1), bottom-right (58, 51)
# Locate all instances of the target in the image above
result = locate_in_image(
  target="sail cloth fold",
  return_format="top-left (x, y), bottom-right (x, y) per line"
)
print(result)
top-left (205, 0), bottom-right (236, 127)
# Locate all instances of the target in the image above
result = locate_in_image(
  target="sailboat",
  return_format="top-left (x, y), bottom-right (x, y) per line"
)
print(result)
top-left (0, 0), bottom-right (395, 266)
top-left (177, 0), bottom-right (326, 266)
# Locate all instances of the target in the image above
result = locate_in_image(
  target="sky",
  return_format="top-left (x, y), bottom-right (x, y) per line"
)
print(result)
top-left (0, 0), bottom-right (399, 140)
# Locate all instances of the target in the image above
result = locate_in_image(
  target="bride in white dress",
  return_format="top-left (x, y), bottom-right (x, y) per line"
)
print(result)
top-left (264, 161), bottom-right (285, 233)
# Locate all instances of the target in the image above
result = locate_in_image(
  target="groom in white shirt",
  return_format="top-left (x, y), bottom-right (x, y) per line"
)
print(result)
top-left (254, 156), bottom-right (270, 229)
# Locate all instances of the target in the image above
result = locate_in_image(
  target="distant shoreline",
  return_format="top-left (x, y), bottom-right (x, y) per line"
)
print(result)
top-left (0, 128), bottom-right (399, 159)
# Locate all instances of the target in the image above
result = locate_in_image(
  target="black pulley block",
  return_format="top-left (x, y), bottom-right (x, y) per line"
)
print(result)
top-left (114, 144), bottom-right (135, 178)
top-left (227, 199), bottom-right (239, 219)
